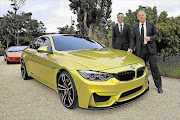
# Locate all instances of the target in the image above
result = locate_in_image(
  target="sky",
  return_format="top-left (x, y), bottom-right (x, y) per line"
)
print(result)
top-left (0, 0), bottom-right (180, 33)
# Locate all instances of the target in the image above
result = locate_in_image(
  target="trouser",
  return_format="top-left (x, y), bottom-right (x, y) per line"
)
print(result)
top-left (140, 45), bottom-right (162, 88)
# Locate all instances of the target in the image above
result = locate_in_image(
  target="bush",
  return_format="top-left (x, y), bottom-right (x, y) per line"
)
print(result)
top-left (0, 41), bottom-right (5, 56)
top-left (157, 53), bottom-right (180, 78)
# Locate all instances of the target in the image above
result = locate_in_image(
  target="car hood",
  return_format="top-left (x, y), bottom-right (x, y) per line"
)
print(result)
top-left (56, 48), bottom-right (144, 71)
top-left (7, 52), bottom-right (22, 57)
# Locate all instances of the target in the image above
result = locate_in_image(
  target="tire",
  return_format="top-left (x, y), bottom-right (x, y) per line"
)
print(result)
top-left (6, 58), bottom-right (10, 64)
top-left (147, 80), bottom-right (149, 90)
top-left (21, 59), bottom-right (30, 80)
top-left (4, 55), bottom-right (6, 61)
top-left (57, 71), bottom-right (78, 109)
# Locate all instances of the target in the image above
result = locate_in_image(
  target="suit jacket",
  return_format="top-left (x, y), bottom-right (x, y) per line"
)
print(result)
top-left (112, 23), bottom-right (131, 50)
top-left (129, 21), bottom-right (158, 56)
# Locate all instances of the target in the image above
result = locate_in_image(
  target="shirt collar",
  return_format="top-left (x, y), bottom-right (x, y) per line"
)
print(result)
top-left (118, 22), bottom-right (124, 26)
top-left (139, 21), bottom-right (146, 26)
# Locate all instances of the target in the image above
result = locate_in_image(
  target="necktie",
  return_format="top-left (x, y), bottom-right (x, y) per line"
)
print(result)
top-left (141, 24), bottom-right (144, 44)
top-left (119, 24), bottom-right (122, 35)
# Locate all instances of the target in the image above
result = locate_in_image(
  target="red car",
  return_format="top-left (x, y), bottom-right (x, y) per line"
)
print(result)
top-left (4, 46), bottom-right (27, 64)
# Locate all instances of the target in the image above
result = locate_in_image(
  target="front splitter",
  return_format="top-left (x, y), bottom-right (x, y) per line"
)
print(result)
top-left (80, 87), bottom-right (149, 110)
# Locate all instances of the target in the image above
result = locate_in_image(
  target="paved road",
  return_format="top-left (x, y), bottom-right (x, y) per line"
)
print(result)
top-left (0, 56), bottom-right (180, 120)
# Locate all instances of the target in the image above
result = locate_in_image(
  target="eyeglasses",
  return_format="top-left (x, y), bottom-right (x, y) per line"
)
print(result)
top-left (117, 16), bottom-right (124, 18)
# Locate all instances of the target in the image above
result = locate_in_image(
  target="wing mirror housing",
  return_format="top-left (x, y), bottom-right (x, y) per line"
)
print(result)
top-left (37, 46), bottom-right (53, 54)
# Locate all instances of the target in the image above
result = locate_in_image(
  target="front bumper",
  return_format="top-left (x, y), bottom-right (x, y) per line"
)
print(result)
top-left (70, 67), bottom-right (149, 108)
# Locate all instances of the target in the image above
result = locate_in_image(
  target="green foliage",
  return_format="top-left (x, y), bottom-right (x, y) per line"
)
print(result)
top-left (0, 41), bottom-right (5, 51)
top-left (157, 54), bottom-right (180, 78)
top-left (156, 15), bottom-right (180, 54)
top-left (112, 5), bottom-right (180, 54)
top-left (123, 5), bottom-right (158, 27)
top-left (57, 25), bottom-right (76, 34)
top-left (69, 0), bottom-right (112, 36)
top-left (0, 11), bottom-right (46, 47)
top-left (106, 21), bottom-right (115, 47)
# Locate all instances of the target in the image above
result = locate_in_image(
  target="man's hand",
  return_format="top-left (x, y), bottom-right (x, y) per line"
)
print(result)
top-left (145, 36), bottom-right (150, 42)
top-left (127, 48), bottom-right (133, 54)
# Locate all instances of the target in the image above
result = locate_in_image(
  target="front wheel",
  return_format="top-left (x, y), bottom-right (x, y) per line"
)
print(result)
top-left (6, 58), bottom-right (10, 64)
top-left (57, 71), bottom-right (78, 109)
top-left (4, 55), bottom-right (6, 61)
top-left (21, 59), bottom-right (30, 80)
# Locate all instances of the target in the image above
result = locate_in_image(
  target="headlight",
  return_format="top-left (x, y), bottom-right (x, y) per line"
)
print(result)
top-left (78, 70), bottom-right (114, 81)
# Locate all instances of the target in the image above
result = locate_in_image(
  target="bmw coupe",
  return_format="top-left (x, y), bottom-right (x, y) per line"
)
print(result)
top-left (21, 34), bottom-right (149, 109)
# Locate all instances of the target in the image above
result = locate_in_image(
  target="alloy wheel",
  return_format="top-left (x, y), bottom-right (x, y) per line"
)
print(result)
top-left (58, 73), bottom-right (75, 108)
top-left (21, 60), bottom-right (30, 80)
top-left (21, 60), bottom-right (26, 79)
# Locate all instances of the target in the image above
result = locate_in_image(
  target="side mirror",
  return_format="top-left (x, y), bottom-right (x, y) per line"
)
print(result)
top-left (37, 46), bottom-right (52, 54)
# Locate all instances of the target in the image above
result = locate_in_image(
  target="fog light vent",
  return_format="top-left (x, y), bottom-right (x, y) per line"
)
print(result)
top-left (93, 93), bottom-right (111, 102)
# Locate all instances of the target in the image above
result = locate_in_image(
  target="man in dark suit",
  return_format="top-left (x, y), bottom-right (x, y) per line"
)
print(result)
top-left (128, 10), bottom-right (163, 93)
top-left (112, 13), bottom-right (131, 51)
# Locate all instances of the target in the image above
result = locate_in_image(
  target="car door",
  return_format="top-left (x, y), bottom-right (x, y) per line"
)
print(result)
top-left (27, 38), bottom-right (39, 75)
top-left (28, 38), bottom-right (42, 78)
top-left (30, 37), bottom-right (54, 84)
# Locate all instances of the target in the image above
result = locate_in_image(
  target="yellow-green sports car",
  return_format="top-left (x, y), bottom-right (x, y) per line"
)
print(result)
top-left (21, 34), bottom-right (149, 109)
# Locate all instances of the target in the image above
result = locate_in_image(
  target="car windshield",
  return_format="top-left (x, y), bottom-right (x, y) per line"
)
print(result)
top-left (7, 46), bottom-right (27, 52)
top-left (52, 35), bottom-right (103, 51)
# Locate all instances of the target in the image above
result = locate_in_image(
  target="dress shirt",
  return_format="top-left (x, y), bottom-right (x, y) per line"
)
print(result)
top-left (118, 22), bottom-right (124, 33)
top-left (139, 21), bottom-right (147, 44)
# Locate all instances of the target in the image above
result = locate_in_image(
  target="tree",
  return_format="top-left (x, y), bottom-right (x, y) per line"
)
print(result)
top-left (10, 0), bottom-right (26, 14)
top-left (9, 0), bottom-right (26, 45)
top-left (0, 41), bottom-right (5, 51)
top-left (0, 11), bottom-right (46, 47)
top-left (156, 14), bottom-right (180, 54)
top-left (69, 0), bottom-right (112, 37)
top-left (57, 25), bottom-right (76, 34)
top-left (106, 21), bottom-right (115, 47)
top-left (124, 5), bottom-right (158, 28)
top-left (119, 6), bottom-right (179, 54)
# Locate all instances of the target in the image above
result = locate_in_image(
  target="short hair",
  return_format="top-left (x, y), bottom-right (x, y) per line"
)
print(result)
top-left (117, 13), bottom-right (124, 17)
top-left (137, 10), bottom-right (146, 17)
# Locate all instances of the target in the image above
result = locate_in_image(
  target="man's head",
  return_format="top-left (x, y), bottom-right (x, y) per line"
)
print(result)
top-left (137, 10), bottom-right (146, 23)
top-left (117, 13), bottom-right (124, 24)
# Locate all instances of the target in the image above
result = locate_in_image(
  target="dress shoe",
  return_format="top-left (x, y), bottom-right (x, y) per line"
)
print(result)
top-left (158, 87), bottom-right (163, 93)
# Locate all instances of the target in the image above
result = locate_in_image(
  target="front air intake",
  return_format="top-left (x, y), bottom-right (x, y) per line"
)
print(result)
top-left (120, 86), bottom-right (142, 98)
top-left (93, 93), bottom-right (111, 102)
top-left (137, 67), bottom-right (145, 78)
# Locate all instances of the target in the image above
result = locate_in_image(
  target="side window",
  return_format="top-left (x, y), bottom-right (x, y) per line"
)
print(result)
top-left (29, 39), bottom-right (40, 50)
top-left (39, 37), bottom-right (52, 51)
top-left (29, 37), bottom-right (52, 51)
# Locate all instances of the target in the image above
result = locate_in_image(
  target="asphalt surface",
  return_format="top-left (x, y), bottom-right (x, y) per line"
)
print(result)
top-left (0, 56), bottom-right (180, 120)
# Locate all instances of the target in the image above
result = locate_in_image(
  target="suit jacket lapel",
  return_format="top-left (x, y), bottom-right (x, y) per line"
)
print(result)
top-left (137, 23), bottom-right (140, 37)
top-left (116, 24), bottom-right (122, 36)
top-left (122, 24), bottom-right (126, 36)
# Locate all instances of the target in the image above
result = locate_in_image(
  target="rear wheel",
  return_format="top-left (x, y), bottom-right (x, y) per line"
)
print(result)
top-left (57, 71), bottom-right (78, 109)
top-left (21, 59), bottom-right (30, 80)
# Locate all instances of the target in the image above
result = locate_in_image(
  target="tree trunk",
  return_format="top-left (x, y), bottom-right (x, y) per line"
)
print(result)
top-left (83, 9), bottom-right (92, 37)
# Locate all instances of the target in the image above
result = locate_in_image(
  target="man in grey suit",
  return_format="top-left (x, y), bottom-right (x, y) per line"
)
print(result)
top-left (112, 13), bottom-right (131, 51)
top-left (128, 10), bottom-right (163, 93)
